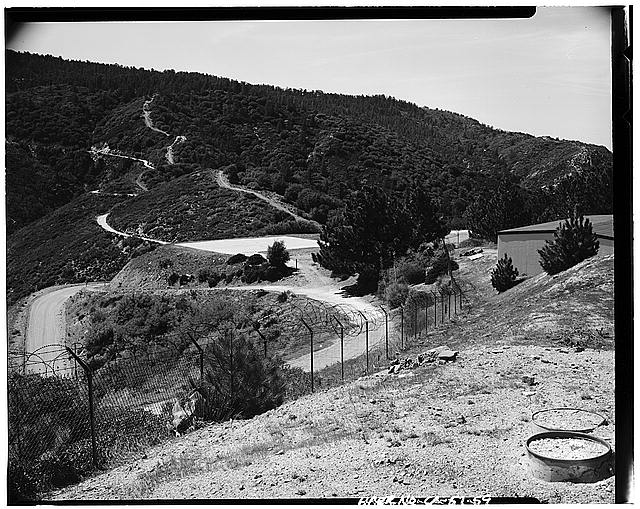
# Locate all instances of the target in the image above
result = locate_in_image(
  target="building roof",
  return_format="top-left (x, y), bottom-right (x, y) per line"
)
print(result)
top-left (498, 215), bottom-right (613, 239)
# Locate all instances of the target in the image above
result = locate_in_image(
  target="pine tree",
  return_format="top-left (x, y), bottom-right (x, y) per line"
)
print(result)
top-left (491, 254), bottom-right (519, 292)
top-left (538, 211), bottom-right (600, 275)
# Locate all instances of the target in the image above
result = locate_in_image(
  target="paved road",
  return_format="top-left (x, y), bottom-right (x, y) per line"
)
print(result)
top-left (24, 284), bottom-right (104, 375)
top-left (224, 284), bottom-right (390, 372)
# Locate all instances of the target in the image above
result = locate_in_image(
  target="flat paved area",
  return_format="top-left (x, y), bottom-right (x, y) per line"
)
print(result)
top-left (178, 236), bottom-right (318, 255)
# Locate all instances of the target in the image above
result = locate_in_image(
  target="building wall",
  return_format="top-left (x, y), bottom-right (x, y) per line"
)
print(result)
top-left (498, 233), bottom-right (614, 276)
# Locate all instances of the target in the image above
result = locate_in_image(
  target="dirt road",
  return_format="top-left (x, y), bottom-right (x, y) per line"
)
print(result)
top-left (166, 135), bottom-right (186, 164)
top-left (215, 170), bottom-right (320, 228)
top-left (24, 284), bottom-right (104, 375)
top-left (142, 95), bottom-right (170, 137)
top-left (96, 213), bottom-right (169, 245)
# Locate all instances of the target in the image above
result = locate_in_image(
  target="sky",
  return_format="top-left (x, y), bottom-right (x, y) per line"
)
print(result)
top-left (6, 7), bottom-right (612, 149)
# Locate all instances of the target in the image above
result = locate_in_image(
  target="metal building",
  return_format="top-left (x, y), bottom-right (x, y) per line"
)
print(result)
top-left (497, 215), bottom-right (613, 276)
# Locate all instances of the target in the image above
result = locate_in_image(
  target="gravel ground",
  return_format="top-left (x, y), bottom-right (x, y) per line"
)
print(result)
top-left (50, 343), bottom-right (614, 503)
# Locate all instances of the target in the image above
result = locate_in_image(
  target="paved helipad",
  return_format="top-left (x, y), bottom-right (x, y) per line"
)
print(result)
top-left (176, 235), bottom-right (318, 255)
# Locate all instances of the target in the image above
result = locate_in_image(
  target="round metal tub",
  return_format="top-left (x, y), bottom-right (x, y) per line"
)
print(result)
top-left (531, 407), bottom-right (607, 434)
top-left (525, 431), bottom-right (613, 483)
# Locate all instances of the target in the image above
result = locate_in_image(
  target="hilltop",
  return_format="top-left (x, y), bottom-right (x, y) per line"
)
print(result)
top-left (49, 249), bottom-right (615, 503)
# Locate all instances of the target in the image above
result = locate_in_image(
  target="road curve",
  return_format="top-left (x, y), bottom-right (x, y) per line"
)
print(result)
top-left (143, 95), bottom-right (170, 137)
top-left (215, 170), bottom-right (320, 228)
top-left (223, 284), bottom-right (390, 372)
top-left (96, 213), bottom-right (169, 245)
top-left (24, 284), bottom-right (104, 375)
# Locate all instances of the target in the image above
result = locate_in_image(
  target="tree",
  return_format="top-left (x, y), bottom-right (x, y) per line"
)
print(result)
top-left (267, 240), bottom-right (290, 268)
top-left (491, 254), bottom-right (520, 292)
top-left (463, 175), bottom-right (533, 243)
top-left (317, 184), bottom-right (446, 292)
top-left (538, 210), bottom-right (600, 275)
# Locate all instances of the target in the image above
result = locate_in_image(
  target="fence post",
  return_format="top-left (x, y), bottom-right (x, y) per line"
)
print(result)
top-left (425, 295), bottom-right (428, 334)
top-left (301, 318), bottom-right (314, 393)
top-left (186, 334), bottom-right (204, 382)
top-left (453, 285), bottom-right (457, 314)
top-left (65, 347), bottom-right (98, 469)
top-left (332, 316), bottom-right (345, 381)
top-left (400, 306), bottom-right (404, 350)
top-left (413, 304), bottom-right (418, 339)
top-left (228, 331), bottom-right (234, 401)
top-left (440, 290), bottom-right (445, 322)
top-left (378, 305), bottom-right (389, 360)
top-left (357, 311), bottom-right (369, 374)
top-left (431, 291), bottom-right (438, 327)
top-left (253, 326), bottom-right (268, 359)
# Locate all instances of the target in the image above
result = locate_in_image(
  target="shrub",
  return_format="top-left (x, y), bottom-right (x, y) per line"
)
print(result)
top-left (277, 291), bottom-right (289, 303)
top-left (197, 269), bottom-right (210, 283)
top-left (385, 282), bottom-right (409, 308)
top-left (246, 253), bottom-right (267, 266)
top-left (425, 251), bottom-right (459, 284)
top-left (538, 212), bottom-right (600, 275)
top-left (207, 273), bottom-right (222, 287)
top-left (398, 261), bottom-right (425, 285)
top-left (224, 273), bottom-right (235, 284)
top-left (190, 334), bottom-right (286, 421)
top-left (491, 254), bottom-right (520, 292)
top-left (262, 266), bottom-right (283, 282)
top-left (226, 253), bottom-right (247, 265)
top-left (167, 272), bottom-right (179, 286)
top-left (179, 274), bottom-right (193, 286)
top-left (267, 240), bottom-right (290, 268)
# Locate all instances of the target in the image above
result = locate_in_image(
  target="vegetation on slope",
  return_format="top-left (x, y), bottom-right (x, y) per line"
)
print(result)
top-left (107, 171), bottom-right (318, 242)
top-left (6, 194), bottom-right (157, 305)
top-left (7, 50), bottom-right (612, 234)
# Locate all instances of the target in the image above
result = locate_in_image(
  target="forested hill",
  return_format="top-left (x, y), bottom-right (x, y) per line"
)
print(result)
top-left (6, 49), bottom-right (612, 236)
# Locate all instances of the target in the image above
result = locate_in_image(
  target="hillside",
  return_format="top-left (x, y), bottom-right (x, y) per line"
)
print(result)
top-left (7, 50), bottom-right (612, 229)
top-left (6, 50), bottom-right (613, 302)
top-left (6, 193), bottom-right (157, 305)
top-left (49, 251), bottom-right (615, 503)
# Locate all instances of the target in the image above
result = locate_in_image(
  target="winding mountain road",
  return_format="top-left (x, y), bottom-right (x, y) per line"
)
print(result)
top-left (29, 93), bottom-right (392, 375)
top-left (143, 95), bottom-right (170, 137)
top-left (215, 170), bottom-right (320, 228)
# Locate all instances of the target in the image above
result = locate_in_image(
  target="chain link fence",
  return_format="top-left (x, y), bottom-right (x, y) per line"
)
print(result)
top-left (8, 282), bottom-right (465, 501)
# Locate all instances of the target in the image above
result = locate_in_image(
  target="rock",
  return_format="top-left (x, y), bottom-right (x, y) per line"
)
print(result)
top-left (522, 376), bottom-right (537, 386)
top-left (297, 489), bottom-right (306, 496)
top-left (575, 346), bottom-right (585, 353)
top-left (456, 415), bottom-right (467, 424)
top-left (438, 349), bottom-right (458, 361)
top-left (276, 449), bottom-right (284, 455)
